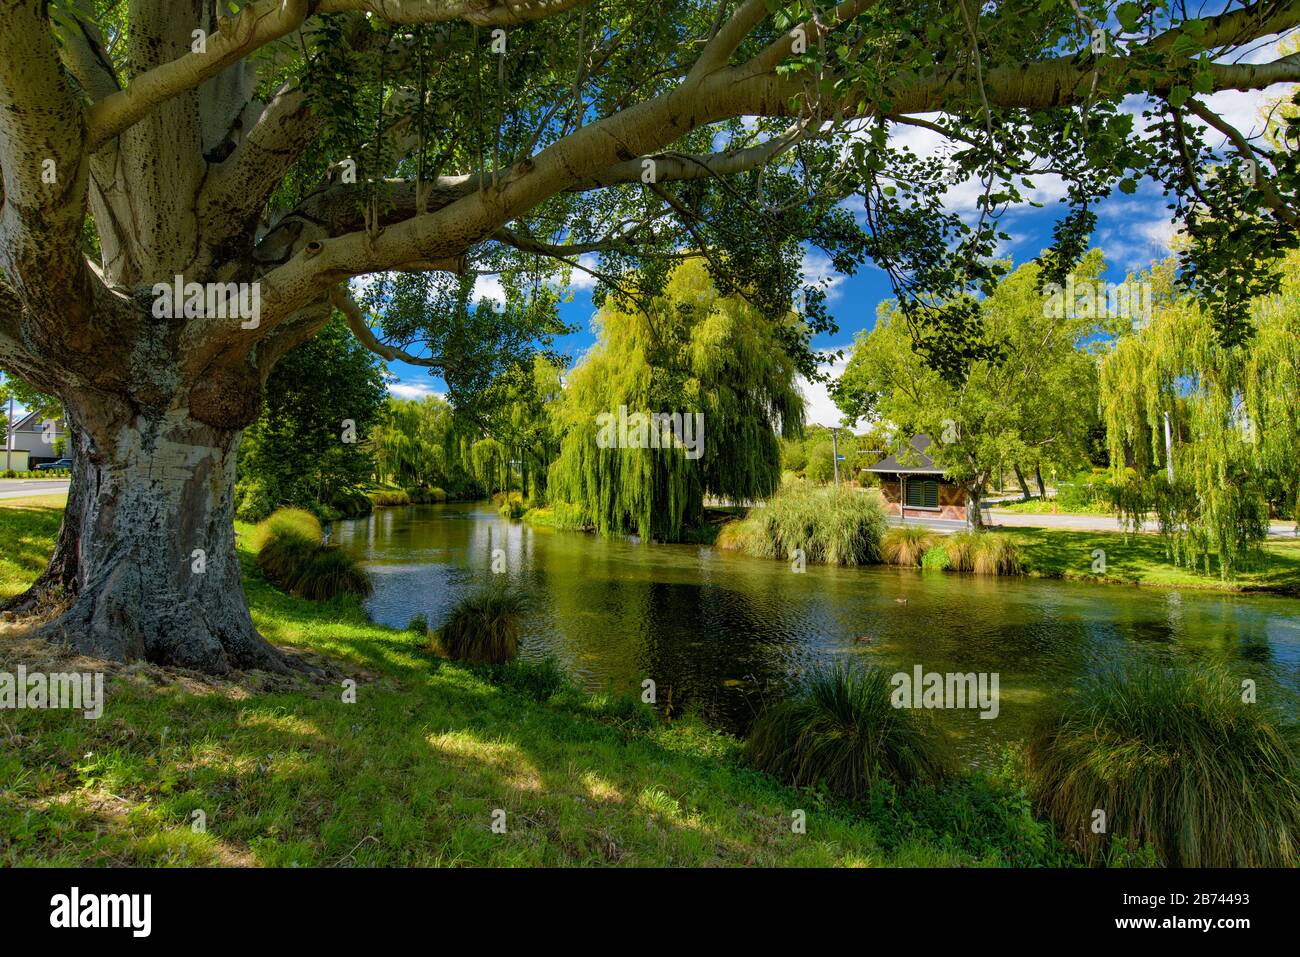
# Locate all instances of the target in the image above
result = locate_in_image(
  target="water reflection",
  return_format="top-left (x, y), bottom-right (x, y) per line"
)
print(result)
top-left (335, 503), bottom-right (1300, 757)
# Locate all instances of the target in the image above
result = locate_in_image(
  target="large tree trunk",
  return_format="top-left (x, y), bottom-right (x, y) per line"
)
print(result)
top-left (4, 397), bottom-right (287, 674)
top-left (1013, 464), bottom-right (1031, 500)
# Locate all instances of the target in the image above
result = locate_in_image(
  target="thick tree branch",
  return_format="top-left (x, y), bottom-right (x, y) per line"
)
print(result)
top-left (329, 285), bottom-right (445, 366)
top-left (85, 0), bottom-right (312, 152)
top-left (316, 0), bottom-right (590, 26)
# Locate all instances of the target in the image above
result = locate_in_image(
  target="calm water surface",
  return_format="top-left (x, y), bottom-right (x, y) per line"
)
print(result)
top-left (334, 503), bottom-right (1300, 759)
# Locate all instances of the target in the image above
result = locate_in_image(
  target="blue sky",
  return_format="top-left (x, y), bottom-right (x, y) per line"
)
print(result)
top-left (384, 29), bottom-right (1288, 429)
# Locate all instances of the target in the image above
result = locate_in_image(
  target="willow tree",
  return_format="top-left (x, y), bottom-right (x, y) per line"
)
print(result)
top-left (1099, 253), bottom-right (1300, 575)
top-left (549, 260), bottom-right (803, 540)
top-left (2, 1), bottom-right (1299, 670)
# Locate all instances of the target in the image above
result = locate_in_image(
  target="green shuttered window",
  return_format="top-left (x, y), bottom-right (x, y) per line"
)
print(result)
top-left (905, 478), bottom-right (939, 509)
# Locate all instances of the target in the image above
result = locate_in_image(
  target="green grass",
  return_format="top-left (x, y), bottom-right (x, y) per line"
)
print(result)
top-left (0, 499), bottom-right (1073, 867)
top-left (1026, 664), bottom-right (1300, 867)
top-left (1012, 526), bottom-right (1300, 594)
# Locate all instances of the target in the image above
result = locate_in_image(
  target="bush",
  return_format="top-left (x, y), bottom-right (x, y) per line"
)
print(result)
top-left (0, 469), bottom-right (16, 479)
top-left (433, 588), bottom-right (527, 664)
top-left (252, 507), bottom-right (370, 601)
top-left (234, 478), bottom-right (279, 523)
top-left (329, 485), bottom-right (374, 518)
top-left (920, 545), bottom-right (951, 571)
top-left (370, 488), bottom-right (411, 507)
top-left (249, 507), bottom-right (322, 551)
top-left (1025, 664), bottom-right (1300, 867)
top-left (496, 491), bottom-right (527, 520)
top-left (883, 525), bottom-right (935, 566)
top-left (294, 546), bottom-right (373, 600)
top-left (718, 482), bottom-right (887, 566)
top-left (747, 663), bottom-right (946, 800)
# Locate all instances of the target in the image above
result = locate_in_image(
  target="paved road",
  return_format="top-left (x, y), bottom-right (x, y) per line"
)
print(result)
top-left (0, 478), bottom-right (70, 500)
top-left (890, 507), bottom-right (1300, 539)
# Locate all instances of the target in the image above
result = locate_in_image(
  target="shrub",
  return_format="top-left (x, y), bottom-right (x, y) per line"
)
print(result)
top-left (255, 530), bottom-right (319, 589)
top-left (370, 488), bottom-right (411, 507)
top-left (496, 491), bottom-right (527, 520)
top-left (718, 482), bottom-right (886, 566)
top-left (330, 485), bottom-right (374, 518)
top-left (1026, 664), bottom-right (1300, 867)
top-left (0, 469), bottom-right (16, 479)
top-left (920, 545), bottom-right (951, 571)
top-left (235, 478), bottom-right (280, 523)
top-left (293, 546), bottom-right (372, 600)
top-left (883, 525), bottom-right (935, 566)
top-left (429, 487), bottom-right (448, 503)
top-left (249, 507), bottom-right (322, 552)
top-left (252, 507), bottom-right (369, 600)
top-left (433, 588), bottom-right (527, 664)
top-left (747, 663), bottom-right (946, 799)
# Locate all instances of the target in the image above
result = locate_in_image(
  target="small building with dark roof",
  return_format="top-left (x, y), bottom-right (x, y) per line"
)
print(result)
top-left (863, 434), bottom-right (967, 522)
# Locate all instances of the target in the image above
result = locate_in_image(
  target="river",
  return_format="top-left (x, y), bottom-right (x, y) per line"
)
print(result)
top-left (333, 503), bottom-right (1300, 760)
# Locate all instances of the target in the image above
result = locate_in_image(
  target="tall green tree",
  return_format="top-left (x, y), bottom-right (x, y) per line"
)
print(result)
top-left (5, 1), bottom-right (1298, 669)
top-left (549, 260), bottom-right (803, 540)
top-left (236, 314), bottom-right (386, 519)
top-left (834, 257), bottom-right (1102, 525)
top-left (1099, 253), bottom-right (1300, 574)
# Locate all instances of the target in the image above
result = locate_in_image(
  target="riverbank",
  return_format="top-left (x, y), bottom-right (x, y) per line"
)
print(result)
top-left (0, 499), bottom-right (1069, 867)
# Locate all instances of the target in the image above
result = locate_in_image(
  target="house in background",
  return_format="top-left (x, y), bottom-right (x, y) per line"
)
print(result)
top-left (864, 434), bottom-right (968, 522)
top-left (4, 409), bottom-right (68, 468)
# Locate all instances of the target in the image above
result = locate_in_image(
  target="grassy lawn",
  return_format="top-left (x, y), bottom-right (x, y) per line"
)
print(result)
top-left (994, 497), bottom-right (1113, 516)
top-left (0, 499), bottom-right (1063, 867)
top-left (1012, 526), bottom-right (1300, 593)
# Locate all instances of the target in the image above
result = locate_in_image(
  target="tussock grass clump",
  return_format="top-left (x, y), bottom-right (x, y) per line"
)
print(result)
top-left (747, 663), bottom-right (946, 799)
top-left (717, 483), bottom-right (886, 566)
top-left (433, 588), bottom-right (527, 664)
top-left (942, 530), bottom-right (978, 571)
top-left (941, 530), bottom-right (1022, 575)
top-left (971, 534), bottom-right (1022, 575)
top-left (249, 507), bottom-right (322, 552)
top-left (292, 547), bottom-right (373, 601)
top-left (883, 525), bottom-right (935, 566)
top-left (1026, 664), bottom-right (1300, 867)
top-left (370, 488), bottom-right (411, 507)
top-left (253, 507), bottom-right (370, 601)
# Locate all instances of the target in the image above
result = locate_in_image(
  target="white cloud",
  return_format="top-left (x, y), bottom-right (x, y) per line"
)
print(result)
top-left (800, 250), bottom-right (847, 301)
top-left (388, 380), bottom-right (442, 400)
top-left (796, 348), bottom-right (852, 429)
top-left (472, 274), bottom-right (505, 306)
